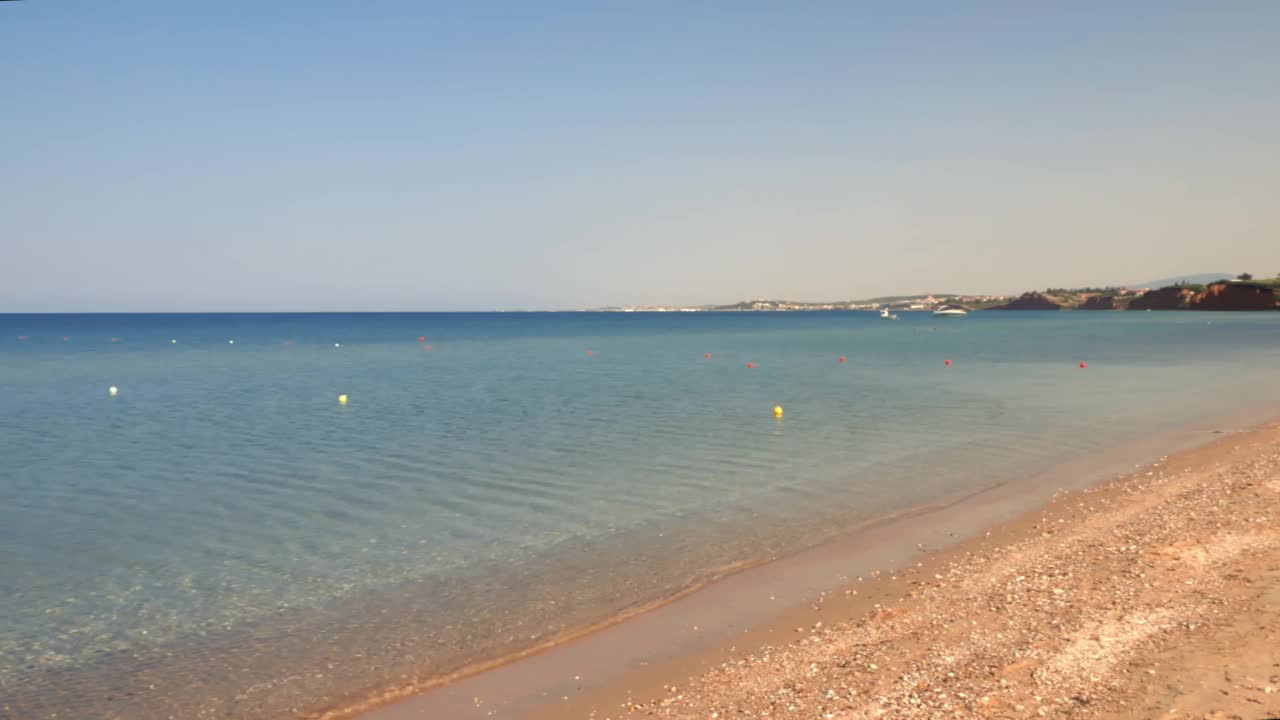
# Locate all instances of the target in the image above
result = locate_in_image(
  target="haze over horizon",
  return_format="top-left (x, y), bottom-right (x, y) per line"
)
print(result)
top-left (3, 2), bottom-right (1278, 312)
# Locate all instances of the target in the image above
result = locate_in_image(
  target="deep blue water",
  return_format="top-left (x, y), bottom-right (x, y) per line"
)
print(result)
top-left (1, 311), bottom-right (1277, 719)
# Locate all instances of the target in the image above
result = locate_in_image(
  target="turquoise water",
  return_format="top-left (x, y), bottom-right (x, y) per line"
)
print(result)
top-left (1, 311), bottom-right (1277, 719)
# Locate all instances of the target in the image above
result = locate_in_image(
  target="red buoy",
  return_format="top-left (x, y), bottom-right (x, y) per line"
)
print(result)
top-left (423, 344), bottom-right (432, 350)
top-left (418, 336), bottom-right (425, 342)
top-left (945, 358), bottom-right (952, 366)
top-left (838, 356), bottom-right (846, 363)
top-left (586, 350), bottom-right (594, 356)
top-left (283, 341), bottom-right (291, 346)
top-left (705, 352), bottom-right (712, 359)
top-left (1080, 361), bottom-right (1087, 368)
top-left (747, 362), bottom-right (756, 369)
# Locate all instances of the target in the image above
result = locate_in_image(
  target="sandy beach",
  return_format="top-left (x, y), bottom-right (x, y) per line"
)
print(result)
top-left (520, 419), bottom-right (1280, 720)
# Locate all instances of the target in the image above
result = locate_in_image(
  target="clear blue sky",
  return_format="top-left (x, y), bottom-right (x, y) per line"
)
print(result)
top-left (3, 1), bottom-right (1278, 311)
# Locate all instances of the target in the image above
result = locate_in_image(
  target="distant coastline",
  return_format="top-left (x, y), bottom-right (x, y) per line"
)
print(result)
top-left (592, 274), bottom-right (1280, 313)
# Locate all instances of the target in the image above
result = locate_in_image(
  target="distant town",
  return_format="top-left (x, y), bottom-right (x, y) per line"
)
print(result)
top-left (591, 294), bottom-right (1006, 313)
top-left (590, 273), bottom-right (1280, 312)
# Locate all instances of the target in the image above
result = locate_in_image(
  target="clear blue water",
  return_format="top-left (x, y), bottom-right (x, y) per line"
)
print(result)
top-left (1, 311), bottom-right (1277, 719)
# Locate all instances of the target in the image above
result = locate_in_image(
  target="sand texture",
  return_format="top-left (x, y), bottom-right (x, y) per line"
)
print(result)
top-left (548, 423), bottom-right (1280, 720)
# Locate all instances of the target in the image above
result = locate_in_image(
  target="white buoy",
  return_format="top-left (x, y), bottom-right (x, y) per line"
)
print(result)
top-left (228, 339), bottom-right (235, 344)
top-left (334, 342), bottom-right (341, 348)
top-left (108, 386), bottom-right (118, 396)
top-left (171, 339), bottom-right (177, 344)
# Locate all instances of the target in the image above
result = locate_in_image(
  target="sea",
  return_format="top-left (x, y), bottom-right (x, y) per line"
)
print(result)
top-left (1, 311), bottom-right (1277, 719)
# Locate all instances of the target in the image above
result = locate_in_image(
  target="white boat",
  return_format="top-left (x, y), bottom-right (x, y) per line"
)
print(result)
top-left (879, 308), bottom-right (899, 320)
top-left (931, 305), bottom-right (968, 318)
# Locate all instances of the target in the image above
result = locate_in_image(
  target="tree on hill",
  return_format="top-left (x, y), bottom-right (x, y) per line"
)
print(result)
top-left (1237, 272), bottom-right (1253, 281)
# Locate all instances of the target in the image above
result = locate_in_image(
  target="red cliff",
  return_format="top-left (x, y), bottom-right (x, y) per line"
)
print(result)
top-left (1127, 283), bottom-right (1277, 311)
top-left (1191, 283), bottom-right (1277, 311)
top-left (1128, 287), bottom-right (1195, 310)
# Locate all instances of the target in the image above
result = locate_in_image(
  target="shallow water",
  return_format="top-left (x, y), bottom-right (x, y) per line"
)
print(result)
top-left (1, 311), bottom-right (1277, 719)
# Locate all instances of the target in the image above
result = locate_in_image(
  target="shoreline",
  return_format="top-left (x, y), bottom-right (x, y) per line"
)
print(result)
top-left (355, 404), bottom-right (1280, 720)
top-left (527, 413), bottom-right (1280, 719)
top-left (7, 314), bottom-right (1277, 720)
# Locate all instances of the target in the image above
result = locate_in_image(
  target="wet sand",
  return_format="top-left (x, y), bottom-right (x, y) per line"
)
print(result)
top-left (358, 409), bottom-right (1280, 720)
top-left (524, 419), bottom-right (1280, 720)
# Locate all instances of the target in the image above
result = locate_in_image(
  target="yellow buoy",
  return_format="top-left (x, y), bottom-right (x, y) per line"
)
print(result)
top-left (338, 394), bottom-right (348, 405)
top-left (773, 405), bottom-right (783, 418)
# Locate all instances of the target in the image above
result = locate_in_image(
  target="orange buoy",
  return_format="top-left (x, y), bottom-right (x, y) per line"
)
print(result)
top-left (1080, 361), bottom-right (1087, 368)
top-left (945, 358), bottom-right (952, 366)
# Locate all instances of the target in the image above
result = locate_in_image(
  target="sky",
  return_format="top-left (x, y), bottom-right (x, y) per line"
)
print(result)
top-left (2, 1), bottom-right (1278, 311)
